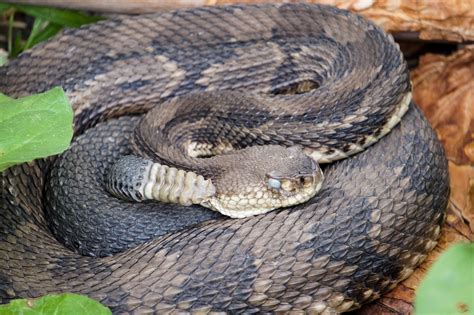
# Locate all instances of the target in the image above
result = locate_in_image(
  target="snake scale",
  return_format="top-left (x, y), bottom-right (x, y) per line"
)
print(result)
top-left (0, 3), bottom-right (449, 314)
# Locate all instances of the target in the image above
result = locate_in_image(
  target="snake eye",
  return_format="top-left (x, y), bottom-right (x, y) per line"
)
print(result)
top-left (280, 179), bottom-right (293, 191)
top-left (268, 178), bottom-right (281, 190)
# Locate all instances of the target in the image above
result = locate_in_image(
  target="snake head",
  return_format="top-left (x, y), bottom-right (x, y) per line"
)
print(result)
top-left (266, 146), bottom-right (321, 196)
top-left (206, 145), bottom-right (324, 218)
top-left (265, 146), bottom-right (323, 198)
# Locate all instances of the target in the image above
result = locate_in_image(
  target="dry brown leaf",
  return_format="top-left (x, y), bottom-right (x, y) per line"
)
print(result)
top-left (355, 46), bottom-right (474, 314)
top-left (294, 0), bottom-right (474, 42)
top-left (412, 46), bottom-right (474, 233)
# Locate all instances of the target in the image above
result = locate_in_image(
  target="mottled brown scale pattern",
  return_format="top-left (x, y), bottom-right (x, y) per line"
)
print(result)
top-left (0, 3), bottom-right (448, 314)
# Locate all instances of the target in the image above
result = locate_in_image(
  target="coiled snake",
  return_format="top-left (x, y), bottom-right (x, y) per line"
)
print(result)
top-left (0, 3), bottom-right (449, 314)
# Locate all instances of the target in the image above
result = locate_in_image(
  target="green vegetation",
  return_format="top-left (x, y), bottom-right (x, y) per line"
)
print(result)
top-left (415, 243), bottom-right (473, 314)
top-left (0, 4), bottom-right (103, 170)
top-left (0, 88), bottom-right (73, 172)
top-left (0, 5), bottom-right (111, 312)
top-left (0, 293), bottom-right (111, 315)
top-left (0, 3), bottom-right (102, 60)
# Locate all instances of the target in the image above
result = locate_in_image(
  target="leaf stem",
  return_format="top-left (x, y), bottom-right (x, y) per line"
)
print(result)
top-left (7, 10), bottom-right (14, 56)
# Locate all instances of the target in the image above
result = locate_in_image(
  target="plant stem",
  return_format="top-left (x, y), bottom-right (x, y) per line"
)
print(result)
top-left (7, 10), bottom-right (14, 56)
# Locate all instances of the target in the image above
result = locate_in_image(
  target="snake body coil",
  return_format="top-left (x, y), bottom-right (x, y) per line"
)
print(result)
top-left (0, 4), bottom-right (449, 314)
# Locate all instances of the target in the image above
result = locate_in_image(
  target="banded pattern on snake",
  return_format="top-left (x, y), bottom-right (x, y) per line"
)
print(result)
top-left (0, 3), bottom-right (449, 314)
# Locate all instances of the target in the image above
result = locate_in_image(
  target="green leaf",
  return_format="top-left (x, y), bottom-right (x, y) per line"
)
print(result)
top-left (0, 87), bottom-right (74, 172)
top-left (22, 18), bottom-right (63, 52)
top-left (12, 5), bottom-right (102, 27)
top-left (0, 293), bottom-right (111, 315)
top-left (0, 299), bottom-right (37, 315)
top-left (10, 29), bottom-right (24, 58)
top-left (27, 22), bottom-right (63, 48)
top-left (23, 18), bottom-right (48, 51)
top-left (0, 4), bottom-right (12, 14)
top-left (415, 243), bottom-right (474, 315)
top-left (7, 11), bottom-right (14, 54)
top-left (0, 94), bottom-right (12, 102)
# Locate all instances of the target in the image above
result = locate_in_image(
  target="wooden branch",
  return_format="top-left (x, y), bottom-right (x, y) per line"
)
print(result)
top-left (3, 0), bottom-right (473, 42)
